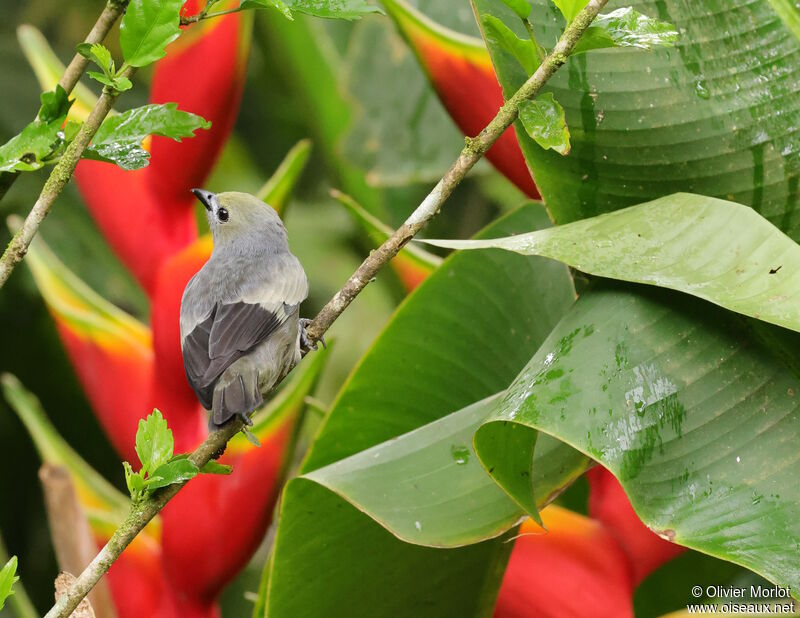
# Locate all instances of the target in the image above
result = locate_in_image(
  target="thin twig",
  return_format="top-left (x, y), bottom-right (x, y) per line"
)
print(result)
top-left (0, 0), bottom-right (128, 203)
top-left (43, 2), bottom-right (608, 616)
top-left (0, 67), bottom-right (134, 290)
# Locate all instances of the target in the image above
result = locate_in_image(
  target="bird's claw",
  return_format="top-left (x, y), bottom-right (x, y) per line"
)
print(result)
top-left (299, 318), bottom-right (325, 356)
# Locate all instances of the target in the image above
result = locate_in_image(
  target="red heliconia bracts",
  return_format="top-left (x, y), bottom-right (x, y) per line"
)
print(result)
top-left (495, 468), bottom-right (686, 617)
top-left (382, 0), bottom-right (539, 199)
top-left (25, 3), bottom-right (307, 615)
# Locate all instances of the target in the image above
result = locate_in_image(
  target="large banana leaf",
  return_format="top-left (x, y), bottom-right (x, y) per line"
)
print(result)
top-left (260, 204), bottom-right (577, 616)
top-left (424, 193), bottom-right (800, 333)
top-left (474, 282), bottom-right (800, 592)
top-left (473, 0), bottom-right (800, 237)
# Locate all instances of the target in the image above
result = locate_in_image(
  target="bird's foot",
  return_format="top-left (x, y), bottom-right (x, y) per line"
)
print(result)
top-left (299, 318), bottom-right (326, 356)
top-left (237, 409), bottom-right (255, 427)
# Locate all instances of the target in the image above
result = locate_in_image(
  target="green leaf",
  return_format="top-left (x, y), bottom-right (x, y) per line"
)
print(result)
top-left (0, 84), bottom-right (74, 173)
top-left (473, 0), bottom-right (800, 237)
top-left (302, 393), bottom-right (586, 546)
top-left (242, 0), bottom-right (294, 19)
top-left (422, 193), bottom-right (800, 334)
top-left (201, 460), bottom-right (233, 475)
top-left (577, 7), bottom-right (678, 52)
top-left (123, 461), bottom-right (145, 499)
top-left (263, 204), bottom-right (577, 616)
top-left (241, 0), bottom-right (384, 20)
top-left (518, 92), bottom-right (570, 155)
top-left (120, 0), bottom-right (184, 67)
top-left (501, 0), bottom-right (531, 19)
top-left (0, 119), bottom-right (68, 173)
top-left (38, 85), bottom-right (72, 123)
top-left (76, 42), bottom-right (114, 75)
top-left (111, 75), bottom-right (134, 92)
top-left (478, 282), bottom-right (800, 592)
top-left (135, 409), bottom-right (173, 474)
top-left (0, 556), bottom-right (18, 611)
top-left (551, 0), bottom-right (587, 23)
top-left (84, 103), bottom-right (211, 170)
top-left (481, 14), bottom-right (539, 75)
top-left (241, 427), bottom-right (261, 447)
top-left (86, 71), bottom-right (133, 92)
top-left (257, 139), bottom-right (312, 214)
top-left (146, 458), bottom-right (200, 490)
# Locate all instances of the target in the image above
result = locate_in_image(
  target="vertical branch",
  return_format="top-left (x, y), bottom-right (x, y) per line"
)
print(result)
top-left (40, 464), bottom-right (117, 618)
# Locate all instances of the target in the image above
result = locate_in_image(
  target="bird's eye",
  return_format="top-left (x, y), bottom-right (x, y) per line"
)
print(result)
top-left (217, 208), bottom-right (229, 223)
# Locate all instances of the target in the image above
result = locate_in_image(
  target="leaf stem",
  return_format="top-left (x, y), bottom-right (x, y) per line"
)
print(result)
top-left (524, 19), bottom-right (547, 63)
top-left (42, 1), bottom-right (609, 616)
top-left (181, 4), bottom-right (243, 25)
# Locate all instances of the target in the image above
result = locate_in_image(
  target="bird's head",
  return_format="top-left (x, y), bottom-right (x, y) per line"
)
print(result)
top-left (191, 189), bottom-right (289, 253)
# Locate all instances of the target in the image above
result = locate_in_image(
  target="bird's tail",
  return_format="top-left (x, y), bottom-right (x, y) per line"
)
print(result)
top-left (211, 371), bottom-right (263, 428)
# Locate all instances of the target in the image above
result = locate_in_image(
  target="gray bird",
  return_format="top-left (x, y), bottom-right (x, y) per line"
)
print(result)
top-left (180, 189), bottom-right (312, 428)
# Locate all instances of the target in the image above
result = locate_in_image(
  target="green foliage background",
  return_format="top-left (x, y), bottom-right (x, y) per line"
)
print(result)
top-left (0, 1), bottom-right (789, 615)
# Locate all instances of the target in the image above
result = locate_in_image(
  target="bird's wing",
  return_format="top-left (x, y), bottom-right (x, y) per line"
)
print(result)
top-left (181, 252), bottom-right (308, 408)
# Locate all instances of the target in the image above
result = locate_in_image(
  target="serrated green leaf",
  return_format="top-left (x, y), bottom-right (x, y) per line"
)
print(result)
top-left (112, 76), bottom-right (134, 92)
top-left (87, 71), bottom-right (117, 88)
top-left (0, 119), bottom-right (66, 173)
top-left (84, 103), bottom-right (210, 170)
top-left (575, 7), bottom-right (678, 53)
top-left (551, 0), bottom-right (587, 23)
top-left (518, 92), bottom-right (570, 155)
top-left (147, 458), bottom-right (200, 490)
top-left (241, 0), bottom-right (384, 20)
top-left (201, 460), bottom-right (233, 475)
top-left (120, 0), bottom-right (184, 67)
top-left (123, 461), bottom-right (145, 499)
top-left (422, 193), bottom-right (800, 334)
top-left (482, 14), bottom-right (538, 74)
top-left (135, 409), bottom-right (173, 474)
top-left (0, 556), bottom-right (18, 611)
top-left (86, 69), bottom-right (133, 93)
top-left (76, 42), bottom-right (114, 75)
top-left (501, 0), bottom-right (531, 19)
top-left (0, 84), bottom-right (74, 172)
top-left (38, 85), bottom-right (72, 123)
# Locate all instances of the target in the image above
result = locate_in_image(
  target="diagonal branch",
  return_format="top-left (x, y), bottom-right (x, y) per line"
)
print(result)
top-left (44, 1), bottom-right (609, 616)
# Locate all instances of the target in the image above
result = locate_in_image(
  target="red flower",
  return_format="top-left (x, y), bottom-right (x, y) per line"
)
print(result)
top-left (382, 0), bottom-right (539, 199)
top-left (495, 468), bottom-right (685, 617)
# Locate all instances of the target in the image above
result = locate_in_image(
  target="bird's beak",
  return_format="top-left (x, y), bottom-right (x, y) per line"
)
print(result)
top-left (191, 188), bottom-right (215, 212)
